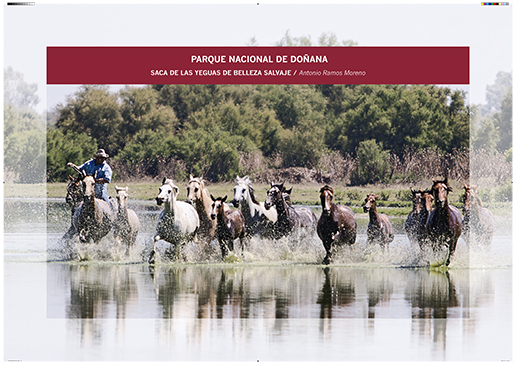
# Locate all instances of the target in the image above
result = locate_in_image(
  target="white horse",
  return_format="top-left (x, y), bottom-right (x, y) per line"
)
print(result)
top-left (149, 177), bottom-right (200, 263)
top-left (113, 186), bottom-right (140, 250)
top-left (232, 175), bottom-right (277, 238)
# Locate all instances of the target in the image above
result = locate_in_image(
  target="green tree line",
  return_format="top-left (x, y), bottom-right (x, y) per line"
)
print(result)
top-left (47, 83), bottom-right (472, 183)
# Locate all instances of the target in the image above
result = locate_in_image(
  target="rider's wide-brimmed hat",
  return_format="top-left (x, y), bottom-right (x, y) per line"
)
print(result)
top-left (94, 149), bottom-right (109, 158)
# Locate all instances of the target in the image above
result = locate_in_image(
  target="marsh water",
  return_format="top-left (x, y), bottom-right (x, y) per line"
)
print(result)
top-left (4, 198), bottom-right (513, 361)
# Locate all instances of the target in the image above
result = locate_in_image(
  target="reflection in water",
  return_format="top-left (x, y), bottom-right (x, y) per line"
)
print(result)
top-left (405, 270), bottom-right (459, 319)
top-left (57, 264), bottom-right (496, 323)
top-left (405, 270), bottom-right (459, 360)
top-left (52, 264), bottom-right (501, 342)
top-left (317, 267), bottom-right (355, 319)
top-left (40, 260), bottom-right (511, 360)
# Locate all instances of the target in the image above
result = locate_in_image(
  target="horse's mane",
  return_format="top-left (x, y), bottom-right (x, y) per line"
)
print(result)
top-left (320, 185), bottom-right (333, 195)
top-left (464, 185), bottom-right (483, 208)
top-left (247, 184), bottom-right (261, 205)
top-left (188, 176), bottom-right (204, 184)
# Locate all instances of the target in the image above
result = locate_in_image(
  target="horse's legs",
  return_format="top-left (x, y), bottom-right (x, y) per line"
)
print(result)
top-left (239, 235), bottom-right (246, 258)
top-left (149, 235), bottom-right (160, 264)
top-left (219, 239), bottom-right (229, 259)
top-left (322, 238), bottom-right (332, 265)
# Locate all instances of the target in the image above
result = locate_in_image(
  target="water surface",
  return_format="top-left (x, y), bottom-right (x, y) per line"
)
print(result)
top-left (3, 199), bottom-right (512, 361)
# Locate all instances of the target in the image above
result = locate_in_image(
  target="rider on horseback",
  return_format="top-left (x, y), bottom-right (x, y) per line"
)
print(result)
top-left (67, 149), bottom-right (113, 204)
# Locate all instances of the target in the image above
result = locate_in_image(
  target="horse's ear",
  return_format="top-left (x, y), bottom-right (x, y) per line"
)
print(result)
top-left (285, 188), bottom-right (292, 195)
top-left (447, 186), bottom-right (453, 192)
top-left (222, 195), bottom-right (227, 202)
top-left (162, 177), bottom-right (167, 185)
top-left (210, 194), bottom-right (216, 201)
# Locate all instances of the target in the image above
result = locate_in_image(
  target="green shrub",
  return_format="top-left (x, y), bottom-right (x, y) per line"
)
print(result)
top-left (351, 139), bottom-right (391, 185)
top-left (347, 191), bottom-right (361, 201)
top-left (395, 189), bottom-right (413, 202)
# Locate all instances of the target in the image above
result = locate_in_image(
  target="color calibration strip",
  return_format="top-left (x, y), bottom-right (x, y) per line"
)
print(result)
top-left (481, 2), bottom-right (509, 5)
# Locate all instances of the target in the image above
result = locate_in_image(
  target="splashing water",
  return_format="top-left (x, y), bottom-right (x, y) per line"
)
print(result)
top-left (7, 198), bottom-right (503, 268)
top-left (46, 229), bottom-right (512, 269)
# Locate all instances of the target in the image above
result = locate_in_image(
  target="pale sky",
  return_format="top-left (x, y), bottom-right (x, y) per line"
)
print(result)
top-left (3, 0), bottom-right (513, 113)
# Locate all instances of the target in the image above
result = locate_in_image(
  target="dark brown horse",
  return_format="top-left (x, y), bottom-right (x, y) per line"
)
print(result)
top-left (426, 178), bottom-right (462, 266)
top-left (363, 193), bottom-right (394, 249)
top-left (210, 195), bottom-right (246, 259)
top-left (66, 174), bottom-right (84, 215)
top-left (462, 185), bottom-right (495, 246)
top-left (405, 189), bottom-right (434, 248)
top-left (60, 174), bottom-right (84, 241)
top-left (317, 185), bottom-right (357, 265)
top-left (264, 183), bottom-right (317, 239)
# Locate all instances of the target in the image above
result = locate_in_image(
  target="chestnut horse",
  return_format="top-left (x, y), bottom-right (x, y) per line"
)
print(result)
top-left (426, 178), bottom-right (462, 266)
top-left (186, 175), bottom-right (229, 244)
top-left (210, 195), bottom-right (246, 259)
top-left (462, 185), bottom-right (495, 246)
top-left (72, 172), bottom-right (114, 244)
top-left (317, 185), bottom-right (357, 265)
top-left (405, 189), bottom-right (433, 248)
top-left (264, 183), bottom-right (317, 239)
top-left (363, 193), bottom-right (394, 249)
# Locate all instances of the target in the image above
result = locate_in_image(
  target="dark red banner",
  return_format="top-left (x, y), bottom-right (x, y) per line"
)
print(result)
top-left (47, 46), bottom-right (469, 85)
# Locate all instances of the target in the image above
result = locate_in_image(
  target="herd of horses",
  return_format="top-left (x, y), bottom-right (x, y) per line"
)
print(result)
top-left (64, 171), bottom-right (495, 267)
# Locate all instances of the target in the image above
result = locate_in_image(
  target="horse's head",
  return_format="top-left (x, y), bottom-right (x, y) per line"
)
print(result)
top-left (410, 188), bottom-right (425, 214)
top-left (66, 175), bottom-right (83, 207)
top-left (462, 184), bottom-right (480, 211)
top-left (431, 178), bottom-right (452, 208)
top-left (265, 183), bottom-right (285, 210)
top-left (156, 177), bottom-right (178, 206)
top-left (363, 193), bottom-right (379, 213)
top-left (186, 175), bottom-right (204, 205)
top-left (232, 177), bottom-right (247, 208)
top-left (422, 190), bottom-right (434, 212)
top-left (82, 174), bottom-right (96, 198)
top-left (320, 185), bottom-right (334, 216)
top-left (210, 195), bottom-right (227, 220)
top-left (116, 186), bottom-right (129, 207)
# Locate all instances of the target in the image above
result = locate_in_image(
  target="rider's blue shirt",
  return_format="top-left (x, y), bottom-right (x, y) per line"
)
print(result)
top-left (78, 159), bottom-right (112, 202)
